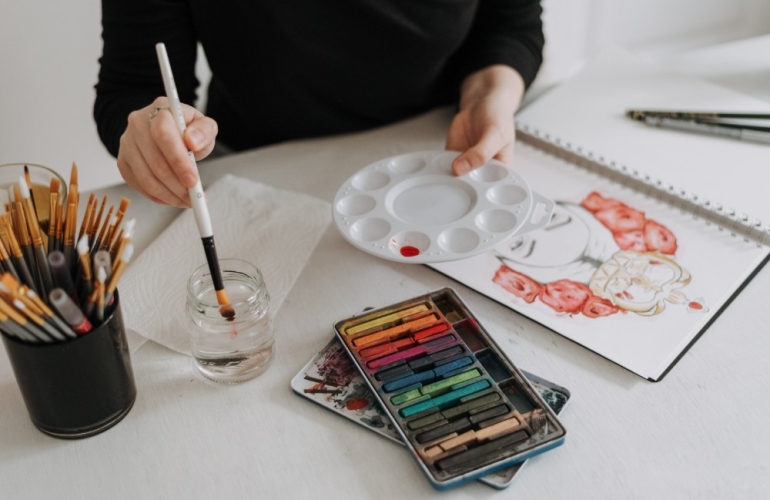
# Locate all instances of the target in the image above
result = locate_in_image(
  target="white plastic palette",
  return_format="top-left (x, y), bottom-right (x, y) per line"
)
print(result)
top-left (333, 151), bottom-right (554, 263)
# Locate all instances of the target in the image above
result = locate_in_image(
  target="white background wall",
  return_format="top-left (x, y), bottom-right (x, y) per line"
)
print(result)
top-left (1, 0), bottom-right (769, 191)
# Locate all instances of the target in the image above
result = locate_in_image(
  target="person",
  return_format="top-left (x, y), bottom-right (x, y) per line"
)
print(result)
top-left (94, 0), bottom-right (545, 208)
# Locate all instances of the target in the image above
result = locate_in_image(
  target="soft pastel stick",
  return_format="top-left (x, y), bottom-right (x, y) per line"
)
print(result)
top-left (441, 392), bottom-right (501, 420)
top-left (433, 356), bottom-right (474, 376)
top-left (365, 333), bottom-right (457, 370)
top-left (436, 430), bottom-right (529, 472)
top-left (344, 304), bottom-right (429, 335)
top-left (400, 379), bottom-right (491, 417)
top-left (416, 417), bottom-right (472, 444)
top-left (382, 369), bottom-right (436, 393)
top-left (391, 390), bottom-right (429, 406)
top-left (374, 363), bottom-right (412, 381)
top-left (419, 368), bottom-right (481, 397)
top-left (358, 336), bottom-right (415, 359)
top-left (351, 314), bottom-right (438, 347)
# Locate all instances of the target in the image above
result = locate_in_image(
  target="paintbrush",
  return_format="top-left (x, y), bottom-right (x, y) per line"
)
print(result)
top-left (155, 42), bottom-right (234, 321)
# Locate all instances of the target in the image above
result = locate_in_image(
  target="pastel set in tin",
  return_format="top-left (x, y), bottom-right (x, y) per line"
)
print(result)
top-left (334, 288), bottom-right (567, 489)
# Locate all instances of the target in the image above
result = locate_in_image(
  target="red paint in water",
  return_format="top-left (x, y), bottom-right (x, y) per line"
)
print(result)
top-left (345, 398), bottom-right (369, 411)
top-left (688, 301), bottom-right (703, 310)
top-left (400, 245), bottom-right (420, 257)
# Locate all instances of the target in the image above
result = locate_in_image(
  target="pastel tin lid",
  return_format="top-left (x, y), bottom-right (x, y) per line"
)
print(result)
top-left (332, 151), bottom-right (554, 263)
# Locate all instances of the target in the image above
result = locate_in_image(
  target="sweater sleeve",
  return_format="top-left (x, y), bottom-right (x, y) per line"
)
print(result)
top-left (451, 0), bottom-right (545, 89)
top-left (94, 0), bottom-right (199, 157)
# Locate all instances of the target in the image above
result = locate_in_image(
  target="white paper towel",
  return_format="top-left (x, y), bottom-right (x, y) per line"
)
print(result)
top-left (120, 174), bottom-right (331, 355)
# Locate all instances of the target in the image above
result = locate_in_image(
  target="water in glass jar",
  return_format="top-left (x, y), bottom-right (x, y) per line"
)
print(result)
top-left (187, 261), bottom-right (275, 384)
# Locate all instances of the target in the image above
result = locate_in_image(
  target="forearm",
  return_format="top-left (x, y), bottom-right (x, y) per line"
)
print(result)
top-left (94, 0), bottom-right (198, 157)
top-left (458, 65), bottom-right (526, 115)
top-left (451, 0), bottom-right (544, 90)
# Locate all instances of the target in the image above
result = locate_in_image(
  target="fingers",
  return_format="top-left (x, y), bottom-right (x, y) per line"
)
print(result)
top-left (183, 112), bottom-right (218, 161)
top-left (150, 107), bottom-right (200, 189)
top-left (117, 97), bottom-right (219, 207)
top-left (451, 124), bottom-right (511, 176)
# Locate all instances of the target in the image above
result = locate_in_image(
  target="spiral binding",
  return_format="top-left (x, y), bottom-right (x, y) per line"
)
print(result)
top-left (517, 124), bottom-right (770, 248)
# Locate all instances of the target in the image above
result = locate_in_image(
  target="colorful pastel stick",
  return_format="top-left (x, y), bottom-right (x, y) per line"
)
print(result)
top-left (418, 368), bottom-right (481, 396)
top-left (374, 363), bottom-right (413, 381)
top-left (417, 417), bottom-right (473, 444)
top-left (400, 379), bottom-right (491, 417)
top-left (365, 333), bottom-right (458, 370)
top-left (382, 369), bottom-right (437, 393)
top-left (436, 430), bottom-right (530, 472)
top-left (344, 304), bottom-right (429, 335)
top-left (351, 314), bottom-right (439, 347)
top-left (440, 391), bottom-right (501, 420)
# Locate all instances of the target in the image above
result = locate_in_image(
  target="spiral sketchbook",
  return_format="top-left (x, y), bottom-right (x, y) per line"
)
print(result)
top-left (431, 49), bottom-right (770, 381)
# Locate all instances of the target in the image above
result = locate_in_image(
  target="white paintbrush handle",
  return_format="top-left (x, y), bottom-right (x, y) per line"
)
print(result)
top-left (156, 42), bottom-right (214, 238)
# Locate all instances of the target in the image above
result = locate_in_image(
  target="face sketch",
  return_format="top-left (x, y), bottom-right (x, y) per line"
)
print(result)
top-left (495, 202), bottom-right (620, 285)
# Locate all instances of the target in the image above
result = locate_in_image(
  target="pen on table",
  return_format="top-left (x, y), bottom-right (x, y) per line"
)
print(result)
top-left (626, 109), bottom-right (770, 121)
top-left (640, 115), bottom-right (770, 144)
top-left (155, 41), bottom-right (234, 321)
top-left (626, 109), bottom-right (770, 144)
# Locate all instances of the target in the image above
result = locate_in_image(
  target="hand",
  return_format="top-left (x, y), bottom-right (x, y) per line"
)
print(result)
top-left (117, 97), bottom-right (218, 207)
top-left (446, 65), bottom-right (526, 176)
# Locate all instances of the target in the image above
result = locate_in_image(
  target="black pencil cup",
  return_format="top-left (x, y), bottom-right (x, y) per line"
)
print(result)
top-left (1, 294), bottom-right (136, 439)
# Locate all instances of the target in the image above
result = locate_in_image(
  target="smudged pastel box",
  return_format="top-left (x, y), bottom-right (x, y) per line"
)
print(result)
top-left (332, 287), bottom-right (567, 490)
top-left (291, 337), bottom-right (571, 490)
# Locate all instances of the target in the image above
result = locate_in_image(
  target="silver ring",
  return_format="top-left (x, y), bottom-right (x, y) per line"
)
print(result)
top-left (148, 106), bottom-right (170, 120)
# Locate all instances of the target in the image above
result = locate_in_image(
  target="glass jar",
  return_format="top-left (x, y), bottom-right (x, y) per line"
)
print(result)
top-left (186, 258), bottom-right (275, 383)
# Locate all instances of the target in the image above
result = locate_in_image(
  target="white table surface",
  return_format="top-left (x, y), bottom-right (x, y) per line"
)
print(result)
top-left (2, 46), bottom-right (770, 499)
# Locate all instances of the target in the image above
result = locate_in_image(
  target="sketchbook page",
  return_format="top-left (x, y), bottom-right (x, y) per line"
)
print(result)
top-left (431, 141), bottom-right (770, 380)
top-left (515, 47), bottom-right (770, 225)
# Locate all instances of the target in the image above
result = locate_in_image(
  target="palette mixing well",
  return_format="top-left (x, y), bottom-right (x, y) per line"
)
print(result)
top-left (333, 151), bottom-right (554, 263)
top-left (334, 288), bottom-right (567, 489)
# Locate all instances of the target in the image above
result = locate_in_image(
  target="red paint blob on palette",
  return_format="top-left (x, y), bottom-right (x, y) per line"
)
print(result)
top-left (345, 398), bottom-right (369, 410)
top-left (400, 246), bottom-right (420, 257)
top-left (688, 301), bottom-right (703, 310)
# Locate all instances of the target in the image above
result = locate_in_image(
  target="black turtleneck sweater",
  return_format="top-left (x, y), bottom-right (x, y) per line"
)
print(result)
top-left (94, 0), bottom-right (544, 156)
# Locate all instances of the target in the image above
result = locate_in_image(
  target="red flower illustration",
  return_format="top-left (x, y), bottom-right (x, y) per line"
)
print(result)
top-left (595, 205), bottom-right (646, 233)
top-left (614, 229), bottom-right (648, 252)
top-left (582, 296), bottom-right (620, 318)
top-left (493, 265), bottom-right (541, 303)
top-left (581, 191), bottom-right (623, 213)
top-left (643, 220), bottom-right (678, 254)
top-left (539, 280), bottom-right (591, 314)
